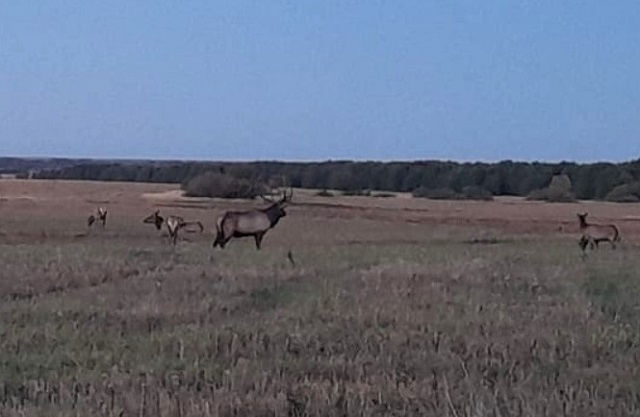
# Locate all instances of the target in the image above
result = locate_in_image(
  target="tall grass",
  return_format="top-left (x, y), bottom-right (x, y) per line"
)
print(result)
top-left (1, 236), bottom-right (639, 416)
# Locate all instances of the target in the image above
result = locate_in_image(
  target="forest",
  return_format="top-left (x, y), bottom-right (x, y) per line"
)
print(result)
top-left (20, 158), bottom-right (640, 202)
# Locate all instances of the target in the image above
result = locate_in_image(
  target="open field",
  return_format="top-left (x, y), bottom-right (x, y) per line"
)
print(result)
top-left (1, 179), bottom-right (640, 416)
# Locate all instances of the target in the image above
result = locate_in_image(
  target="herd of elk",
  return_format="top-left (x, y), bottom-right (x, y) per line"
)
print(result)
top-left (143, 210), bottom-right (204, 245)
top-left (85, 199), bottom-right (626, 258)
top-left (577, 212), bottom-right (620, 253)
top-left (86, 188), bottom-right (293, 250)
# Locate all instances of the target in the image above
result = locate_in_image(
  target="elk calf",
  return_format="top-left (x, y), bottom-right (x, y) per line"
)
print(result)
top-left (577, 212), bottom-right (620, 252)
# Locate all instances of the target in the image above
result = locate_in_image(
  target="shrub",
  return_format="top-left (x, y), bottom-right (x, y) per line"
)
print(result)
top-left (605, 183), bottom-right (640, 203)
top-left (341, 189), bottom-right (371, 197)
top-left (526, 174), bottom-right (576, 202)
top-left (461, 185), bottom-right (493, 201)
top-left (412, 187), bottom-right (462, 200)
top-left (182, 171), bottom-right (266, 199)
top-left (315, 189), bottom-right (335, 197)
top-left (372, 192), bottom-right (396, 198)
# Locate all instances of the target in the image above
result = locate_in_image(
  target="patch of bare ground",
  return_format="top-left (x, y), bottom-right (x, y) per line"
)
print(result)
top-left (0, 179), bottom-right (640, 415)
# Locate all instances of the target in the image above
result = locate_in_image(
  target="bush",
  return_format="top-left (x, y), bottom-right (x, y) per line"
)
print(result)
top-left (526, 174), bottom-right (576, 202)
top-left (605, 183), bottom-right (640, 203)
top-left (526, 188), bottom-right (577, 202)
top-left (372, 192), bottom-right (396, 198)
top-left (341, 189), bottom-right (371, 197)
top-left (412, 187), bottom-right (462, 200)
top-left (607, 194), bottom-right (640, 203)
top-left (315, 189), bottom-right (335, 197)
top-left (182, 172), bottom-right (266, 199)
top-left (526, 188), bottom-right (549, 201)
top-left (461, 185), bottom-right (493, 201)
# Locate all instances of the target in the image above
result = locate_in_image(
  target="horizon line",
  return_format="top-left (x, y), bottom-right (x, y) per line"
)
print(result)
top-left (1, 154), bottom-right (639, 166)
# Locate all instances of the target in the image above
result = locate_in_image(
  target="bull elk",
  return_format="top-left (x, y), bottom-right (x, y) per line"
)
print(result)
top-left (577, 212), bottom-right (620, 252)
top-left (88, 206), bottom-right (107, 228)
top-left (143, 210), bottom-right (204, 245)
top-left (213, 188), bottom-right (292, 250)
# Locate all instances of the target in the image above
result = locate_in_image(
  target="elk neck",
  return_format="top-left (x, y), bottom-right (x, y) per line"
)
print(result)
top-left (262, 203), bottom-right (286, 226)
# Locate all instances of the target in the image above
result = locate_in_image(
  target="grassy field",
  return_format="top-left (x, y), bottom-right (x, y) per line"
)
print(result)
top-left (1, 180), bottom-right (640, 416)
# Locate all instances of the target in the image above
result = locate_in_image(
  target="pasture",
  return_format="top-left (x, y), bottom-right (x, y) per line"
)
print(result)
top-left (1, 179), bottom-right (640, 416)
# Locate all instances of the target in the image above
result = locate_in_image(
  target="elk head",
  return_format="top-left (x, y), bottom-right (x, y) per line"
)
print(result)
top-left (261, 187), bottom-right (293, 217)
top-left (143, 210), bottom-right (164, 230)
top-left (577, 212), bottom-right (588, 227)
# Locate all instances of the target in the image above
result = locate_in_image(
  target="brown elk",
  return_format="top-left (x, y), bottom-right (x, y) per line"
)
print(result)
top-left (88, 206), bottom-right (107, 228)
top-left (577, 212), bottom-right (620, 252)
top-left (213, 189), bottom-right (292, 250)
top-left (143, 210), bottom-right (204, 245)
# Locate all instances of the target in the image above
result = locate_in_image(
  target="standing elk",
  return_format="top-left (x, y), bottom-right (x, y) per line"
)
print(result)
top-left (143, 210), bottom-right (204, 245)
top-left (88, 206), bottom-right (107, 228)
top-left (213, 189), bottom-right (292, 250)
top-left (577, 212), bottom-right (620, 252)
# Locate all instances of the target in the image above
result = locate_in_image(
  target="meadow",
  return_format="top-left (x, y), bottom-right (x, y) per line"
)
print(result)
top-left (1, 179), bottom-right (640, 416)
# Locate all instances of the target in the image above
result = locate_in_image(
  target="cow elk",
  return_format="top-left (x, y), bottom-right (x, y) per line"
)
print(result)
top-left (577, 212), bottom-right (620, 252)
top-left (88, 206), bottom-right (107, 228)
top-left (143, 210), bottom-right (204, 245)
top-left (213, 188), bottom-right (292, 250)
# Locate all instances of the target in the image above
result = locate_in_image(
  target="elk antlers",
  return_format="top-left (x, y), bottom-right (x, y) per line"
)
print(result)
top-left (260, 187), bottom-right (293, 204)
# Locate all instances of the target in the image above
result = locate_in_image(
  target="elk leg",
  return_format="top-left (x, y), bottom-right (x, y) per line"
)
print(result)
top-left (254, 233), bottom-right (265, 250)
top-left (213, 232), bottom-right (228, 248)
top-left (579, 236), bottom-right (589, 253)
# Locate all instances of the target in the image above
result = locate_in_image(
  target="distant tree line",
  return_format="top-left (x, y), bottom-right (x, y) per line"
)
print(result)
top-left (0, 157), bottom-right (90, 174)
top-left (30, 158), bottom-right (640, 201)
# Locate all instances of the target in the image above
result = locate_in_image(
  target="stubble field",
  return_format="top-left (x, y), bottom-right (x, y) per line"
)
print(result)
top-left (1, 179), bottom-right (640, 416)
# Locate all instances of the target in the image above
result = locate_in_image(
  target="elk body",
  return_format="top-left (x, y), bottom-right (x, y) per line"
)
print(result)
top-left (143, 210), bottom-right (203, 245)
top-left (213, 189), bottom-right (291, 250)
top-left (88, 206), bottom-right (107, 228)
top-left (577, 212), bottom-right (620, 252)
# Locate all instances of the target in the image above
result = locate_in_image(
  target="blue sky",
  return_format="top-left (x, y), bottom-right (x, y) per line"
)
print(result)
top-left (1, 1), bottom-right (639, 162)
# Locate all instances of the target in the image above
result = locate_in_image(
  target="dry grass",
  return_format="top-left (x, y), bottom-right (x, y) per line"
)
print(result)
top-left (0, 179), bottom-right (640, 416)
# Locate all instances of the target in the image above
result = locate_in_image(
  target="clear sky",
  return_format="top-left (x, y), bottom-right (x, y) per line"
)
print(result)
top-left (1, 1), bottom-right (639, 162)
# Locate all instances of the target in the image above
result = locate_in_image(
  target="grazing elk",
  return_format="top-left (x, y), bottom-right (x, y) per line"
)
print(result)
top-left (143, 210), bottom-right (204, 245)
top-left (577, 212), bottom-right (620, 252)
top-left (213, 189), bottom-right (292, 250)
top-left (87, 206), bottom-right (107, 228)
